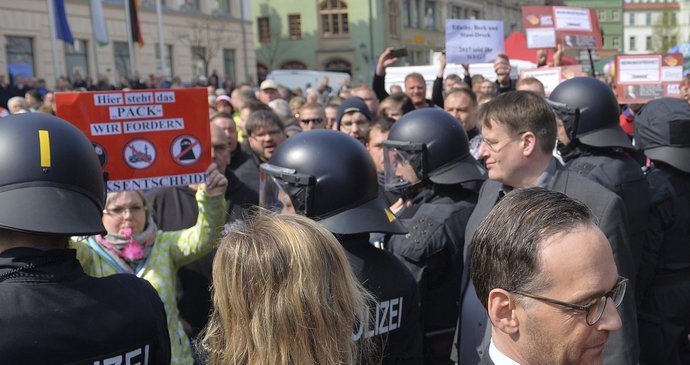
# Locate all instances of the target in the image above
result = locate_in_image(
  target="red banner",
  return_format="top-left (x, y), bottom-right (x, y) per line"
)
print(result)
top-left (522, 6), bottom-right (602, 50)
top-left (615, 53), bottom-right (683, 104)
top-left (55, 88), bottom-right (211, 191)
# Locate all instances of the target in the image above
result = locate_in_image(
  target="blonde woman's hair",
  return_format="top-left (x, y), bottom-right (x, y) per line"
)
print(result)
top-left (200, 211), bottom-right (374, 365)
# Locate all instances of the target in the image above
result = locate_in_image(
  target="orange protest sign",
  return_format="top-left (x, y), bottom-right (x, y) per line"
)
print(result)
top-left (55, 88), bottom-right (211, 192)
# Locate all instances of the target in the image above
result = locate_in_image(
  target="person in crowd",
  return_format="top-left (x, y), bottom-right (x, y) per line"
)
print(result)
top-left (24, 88), bottom-right (43, 112)
top-left (336, 96), bottom-right (372, 145)
top-left (260, 130), bottom-right (423, 364)
top-left (515, 77), bottom-right (546, 97)
top-left (72, 161), bottom-right (228, 365)
top-left (373, 47), bottom-right (435, 108)
top-left (200, 211), bottom-right (374, 364)
top-left (430, 50), bottom-right (470, 107)
top-left (377, 93), bottom-right (414, 121)
top-left (297, 102), bottom-right (327, 131)
top-left (444, 88), bottom-right (482, 158)
top-left (478, 80), bottom-right (496, 97)
top-left (493, 54), bottom-right (516, 94)
top-left (471, 74), bottom-right (485, 95)
top-left (0, 113), bottom-right (170, 363)
top-left (0, 74), bottom-right (13, 109)
top-left (550, 77), bottom-right (650, 273)
top-left (383, 109), bottom-right (486, 364)
top-left (364, 117), bottom-right (398, 206)
top-left (352, 86), bottom-right (380, 115)
top-left (236, 100), bottom-right (272, 142)
top-left (289, 95), bottom-right (306, 119)
top-left (7, 96), bottom-right (28, 114)
top-left (390, 84), bottom-right (403, 94)
top-left (233, 109), bottom-right (287, 206)
top-left (471, 188), bottom-right (626, 365)
top-left (215, 95), bottom-right (233, 114)
top-left (634, 98), bottom-right (690, 365)
top-left (453, 91), bottom-right (638, 365)
top-left (324, 103), bottom-right (339, 129)
top-left (258, 80), bottom-right (280, 104)
top-left (268, 98), bottom-right (293, 123)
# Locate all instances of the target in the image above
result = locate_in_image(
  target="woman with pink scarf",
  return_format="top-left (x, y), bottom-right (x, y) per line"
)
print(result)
top-left (72, 163), bottom-right (227, 365)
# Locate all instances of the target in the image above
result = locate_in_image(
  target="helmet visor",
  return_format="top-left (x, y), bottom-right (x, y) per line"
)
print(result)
top-left (383, 146), bottom-right (423, 191)
top-left (259, 164), bottom-right (315, 215)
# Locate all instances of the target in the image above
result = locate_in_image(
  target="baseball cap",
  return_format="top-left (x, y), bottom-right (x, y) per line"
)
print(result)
top-left (260, 80), bottom-right (279, 91)
top-left (635, 97), bottom-right (690, 173)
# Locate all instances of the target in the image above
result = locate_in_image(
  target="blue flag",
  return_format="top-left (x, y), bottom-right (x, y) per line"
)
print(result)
top-left (54, 0), bottom-right (74, 45)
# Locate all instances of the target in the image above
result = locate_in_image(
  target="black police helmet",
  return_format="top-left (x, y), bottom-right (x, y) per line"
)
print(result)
top-left (0, 113), bottom-right (106, 235)
top-left (263, 130), bottom-right (406, 235)
top-left (549, 77), bottom-right (632, 150)
top-left (635, 97), bottom-right (690, 173)
top-left (386, 108), bottom-right (486, 184)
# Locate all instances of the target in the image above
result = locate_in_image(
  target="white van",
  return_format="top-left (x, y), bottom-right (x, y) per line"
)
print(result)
top-left (266, 70), bottom-right (351, 93)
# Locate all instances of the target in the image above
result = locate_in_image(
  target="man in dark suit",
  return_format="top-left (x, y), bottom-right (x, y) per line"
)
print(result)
top-left (470, 188), bottom-right (626, 365)
top-left (452, 91), bottom-right (638, 364)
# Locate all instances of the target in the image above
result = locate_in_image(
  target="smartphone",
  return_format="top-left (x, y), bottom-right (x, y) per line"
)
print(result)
top-left (390, 48), bottom-right (408, 58)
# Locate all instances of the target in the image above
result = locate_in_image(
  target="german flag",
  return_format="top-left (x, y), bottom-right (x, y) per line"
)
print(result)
top-left (129, 0), bottom-right (143, 47)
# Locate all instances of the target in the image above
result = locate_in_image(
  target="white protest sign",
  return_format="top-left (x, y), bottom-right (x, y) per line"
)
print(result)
top-left (618, 56), bottom-right (661, 84)
top-left (526, 28), bottom-right (557, 49)
top-left (661, 66), bottom-right (683, 82)
top-left (521, 68), bottom-right (561, 95)
top-left (446, 20), bottom-right (504, 64)
top-left (554, 7), bottom-right (592, 31)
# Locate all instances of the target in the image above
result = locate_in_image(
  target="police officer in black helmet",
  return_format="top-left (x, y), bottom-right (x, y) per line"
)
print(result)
top-left (634, 98), bottom-right (690, 365)
top-left (260, 129), bottom-right (424, 364)
top-left (550, 77), bottom-right (650, 274)
top-left (0, 113), bottom-right (171, 363)
top-left (382, 108), bottom-right (486, 364)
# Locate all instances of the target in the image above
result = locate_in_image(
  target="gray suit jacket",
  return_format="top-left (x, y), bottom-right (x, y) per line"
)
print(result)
top-left (454, 168), bottom-right (639, 364)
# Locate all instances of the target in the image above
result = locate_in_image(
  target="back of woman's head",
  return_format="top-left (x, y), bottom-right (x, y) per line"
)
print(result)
top-left (201, 211), bottom-right (370, 365)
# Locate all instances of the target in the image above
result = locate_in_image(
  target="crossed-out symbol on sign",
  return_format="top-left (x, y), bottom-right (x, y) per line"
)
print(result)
top-left (124, 139), bottom-right (156, 169)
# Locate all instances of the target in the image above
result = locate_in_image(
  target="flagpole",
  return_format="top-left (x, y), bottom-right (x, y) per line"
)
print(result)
top-left (124, 0), bottom-right (136, 77)
top-left (47, 0), bottom-right (63, 84)
top-left (155, 0), bottom-right (166, 78)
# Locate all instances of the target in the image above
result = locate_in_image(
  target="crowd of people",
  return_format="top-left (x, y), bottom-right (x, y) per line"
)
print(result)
top-left (0, 44), bottom-right (689, 365)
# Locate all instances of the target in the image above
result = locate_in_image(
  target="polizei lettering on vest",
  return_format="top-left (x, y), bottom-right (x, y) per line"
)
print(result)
top-left (109, 105), bottom-right (164, 120)
top-left (123, 118), bottom-right (185, 134)
top-left (352, 297), bottom-right (403, 341)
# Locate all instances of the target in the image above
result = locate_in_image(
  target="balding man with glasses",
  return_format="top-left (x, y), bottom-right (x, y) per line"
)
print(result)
top-left (470, 187), bottom-right (626, 365)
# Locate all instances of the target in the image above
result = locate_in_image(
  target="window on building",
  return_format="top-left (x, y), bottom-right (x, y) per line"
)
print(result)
top-left (280, 60), bottom-right (307, 69)
top-left (630, 36), bottom-right (636, 50)
top-left (217, 0), bottom-right (231, 15)
top-left (191, 46), bottom-right (206, 77)
top-left (64, 39), bottom-right (89, 81)
top-left (471, 10), bottom-right (480, 19)
top-left (388, 0), bottom-right (400, 35)
top-left (612, 10), bottom-right (620, 21)
top-left (646, 12), bottom-right (652, 25)
top-left (451, 6), bottom-right (461, 19)
top-left (598, 10), bottom-right (606, 21)
top-left (646, 36), bottom-right (652, 50)
top-left (324, 58), bottom-right (351, 74)
top-left (402, 0), bottom-right (412, 27)
top-left (223, 48), bottom-right (236, 82)
top-left (258, 17), bottom-right (271, 43)
top-left (612, 36), bottom-right (620, 49)
top-left (629, 13), bottom-right (635, 25)
top-left (155, 43), bottom-right (174, 79)
top-left (5, 36), bottom-right (35, 82)
top-left (288, 14), bottom-right (302, 39)
top-left (320, 0), bottom-right (349, 36)
top-left (671, 12), bottom-right (677, 25)
top-left (424, 1), bottom-right (436, 30)
top-left (180, 0), bottom-right (200, 11)
top-left (671, 35), bottom-right (678, 46)
top-left (113, 41), bottom-right (130, 81)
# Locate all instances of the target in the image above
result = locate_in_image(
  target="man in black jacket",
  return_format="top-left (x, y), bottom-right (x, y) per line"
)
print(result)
top-left (0, 113), bottom-right (170, 364)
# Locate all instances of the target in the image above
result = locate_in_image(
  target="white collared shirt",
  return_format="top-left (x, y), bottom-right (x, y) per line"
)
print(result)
top-left (489, 339), bottom-right (522, 365)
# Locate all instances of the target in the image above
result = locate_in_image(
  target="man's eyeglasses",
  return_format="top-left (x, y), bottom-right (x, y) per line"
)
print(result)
top-left (480, 131), bottom-right (527, 153)
top-left (250, 129), bottom-right (284, 139)
top-left (510, 276), bottom-right (628, 326)
top-left (299, 118), bottom-right (323, 125)
top-left (103, 205), bottom-right (146, 217)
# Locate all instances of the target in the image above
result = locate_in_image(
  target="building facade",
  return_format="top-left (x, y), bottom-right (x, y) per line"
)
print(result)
top-left (252, 0), bottom-right (544, 84)
top-left (623, 0), bottom-right (680, 54)
top-left (565, 0), bottom-right (624, 59)
top-left (0, 0), bottom-right (255, 88)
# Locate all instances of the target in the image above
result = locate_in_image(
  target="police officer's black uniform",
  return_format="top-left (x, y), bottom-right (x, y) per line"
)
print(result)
top-left (0, 113), bottom-right (171, 364)
top-left (383, 109), bottom-right (486, 364)
top-left (550, 77), bottom-right (650, 272)
top-left (260, 130), bottom-right (424, 364)
top-left (634, 98), bottom-right (690, 365)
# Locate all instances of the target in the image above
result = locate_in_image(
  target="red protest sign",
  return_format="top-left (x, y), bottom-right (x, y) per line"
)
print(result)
top-left (55, 88), bottom-right (211, 192)
top-left (615, 53), bottom-right (684, 104)
top-left (522, 6), bottom-right (602, 50)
